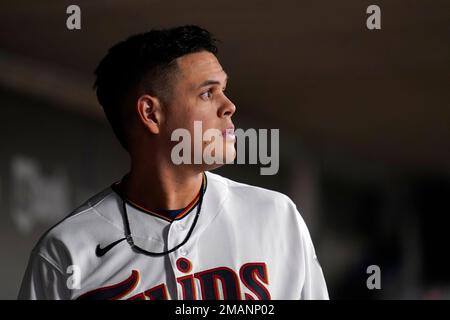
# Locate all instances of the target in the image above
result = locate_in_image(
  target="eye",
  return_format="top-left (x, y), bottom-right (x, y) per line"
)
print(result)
top-left (200, 89), bottom-right (213, 100)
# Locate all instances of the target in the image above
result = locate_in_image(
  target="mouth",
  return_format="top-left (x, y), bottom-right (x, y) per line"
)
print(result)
top-left (222, 127), bottom-right (236, 141)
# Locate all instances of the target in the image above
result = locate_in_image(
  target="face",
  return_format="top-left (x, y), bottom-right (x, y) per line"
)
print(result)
top-left (160, 51), bottom-right (237, 170)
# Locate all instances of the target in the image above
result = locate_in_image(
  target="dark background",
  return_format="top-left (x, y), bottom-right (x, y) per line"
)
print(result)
top-left (0, 0), bottom-right (449, 299)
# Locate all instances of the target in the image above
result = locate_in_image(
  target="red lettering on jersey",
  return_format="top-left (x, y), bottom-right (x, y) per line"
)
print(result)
top-left (177, 275), bottom-right (197, 300)
top-left (76, 270), bottom-right (140, 300)
top-left (127, 292), bottom-right (146, 300)
top-left (75, 261), bottom-right (271, 300)
top-left (240, 262), bottom-right (271, 300)
top-left (143, 283), bottom-right (169, 300)
top-left (194, 266), bottom-right (241, 300)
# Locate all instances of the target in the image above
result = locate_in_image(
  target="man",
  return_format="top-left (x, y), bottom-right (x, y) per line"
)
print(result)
top-left (18, 25), bottom-right (328, 300)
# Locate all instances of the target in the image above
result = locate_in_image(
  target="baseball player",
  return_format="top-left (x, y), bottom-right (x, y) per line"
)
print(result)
top-left (18, 25), bottom-right (328, 300)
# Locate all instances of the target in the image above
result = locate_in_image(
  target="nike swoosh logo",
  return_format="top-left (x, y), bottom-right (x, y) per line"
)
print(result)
top-left (95, 238), bottom-right (126, 257)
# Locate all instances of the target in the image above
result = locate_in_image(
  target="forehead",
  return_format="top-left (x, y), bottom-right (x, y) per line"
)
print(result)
top-left (176, 51), bottom-right (226, 84)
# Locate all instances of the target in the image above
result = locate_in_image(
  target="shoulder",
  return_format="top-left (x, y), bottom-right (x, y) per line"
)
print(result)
top-left (206, 171), bottom-right (299, 217)
top-left (30, 186), bottom-right (122, 263)
top-left (206, 171), bottom-right (312, 243)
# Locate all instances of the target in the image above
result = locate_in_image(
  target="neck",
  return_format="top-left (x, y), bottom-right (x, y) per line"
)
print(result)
top-left (120, 159), bottom-right (204, 211)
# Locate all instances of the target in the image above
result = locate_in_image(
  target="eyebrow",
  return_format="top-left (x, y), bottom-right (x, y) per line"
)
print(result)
top-left (196, 74), bottom-right (229, 89)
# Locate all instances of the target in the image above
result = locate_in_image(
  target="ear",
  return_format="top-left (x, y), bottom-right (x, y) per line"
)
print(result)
top-left (136, 94), bottom-right (162, 135)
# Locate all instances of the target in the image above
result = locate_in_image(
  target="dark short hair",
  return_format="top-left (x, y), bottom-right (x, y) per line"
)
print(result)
top-left (94, 25), bottom-right (219, 151)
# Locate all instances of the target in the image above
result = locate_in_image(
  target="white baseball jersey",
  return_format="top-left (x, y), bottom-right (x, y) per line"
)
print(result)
top-left (18, 171), bottom-right (328, 300)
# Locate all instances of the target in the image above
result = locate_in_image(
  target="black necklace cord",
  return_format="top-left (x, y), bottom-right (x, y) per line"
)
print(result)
top-left (120, 173), bottom-right (206, 257)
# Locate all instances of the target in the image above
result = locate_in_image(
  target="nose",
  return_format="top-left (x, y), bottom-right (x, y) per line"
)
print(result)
top-left (218, 95), bottom-right (237, 118)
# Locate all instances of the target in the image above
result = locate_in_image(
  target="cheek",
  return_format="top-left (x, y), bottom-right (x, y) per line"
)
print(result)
top-left (165, 96), bottom-right (218, 136)
top-left (164, 105), bottom-right (192, 132)
top-left (169, 99), bottom-right (198, 126)
top-left (190, 105), bottom-right (219, 131)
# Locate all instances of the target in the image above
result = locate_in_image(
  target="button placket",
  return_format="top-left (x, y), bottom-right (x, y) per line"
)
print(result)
top-left (167, 221), bottom-right (182, 249)
top-left (170, 236), bottom-right (200, 300)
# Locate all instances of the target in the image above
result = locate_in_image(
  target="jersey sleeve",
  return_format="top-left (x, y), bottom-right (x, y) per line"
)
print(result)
top-left (18, 252), bottom-right (69, 300)
top-left (298, 213), bottom-right (329, 300)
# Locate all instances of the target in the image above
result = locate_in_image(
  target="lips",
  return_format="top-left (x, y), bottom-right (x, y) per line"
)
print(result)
top-left (222, 127), bottom-right (236, 141)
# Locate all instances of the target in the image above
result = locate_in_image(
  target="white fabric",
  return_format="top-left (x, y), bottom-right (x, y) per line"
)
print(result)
top-left (18, 171), bottom-right (328, 300)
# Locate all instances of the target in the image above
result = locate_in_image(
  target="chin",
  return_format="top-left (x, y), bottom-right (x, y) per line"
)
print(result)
top-left (202, 145), bottom-right (236, 171)
top-left (224, 144), bottom-right (236, 163)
